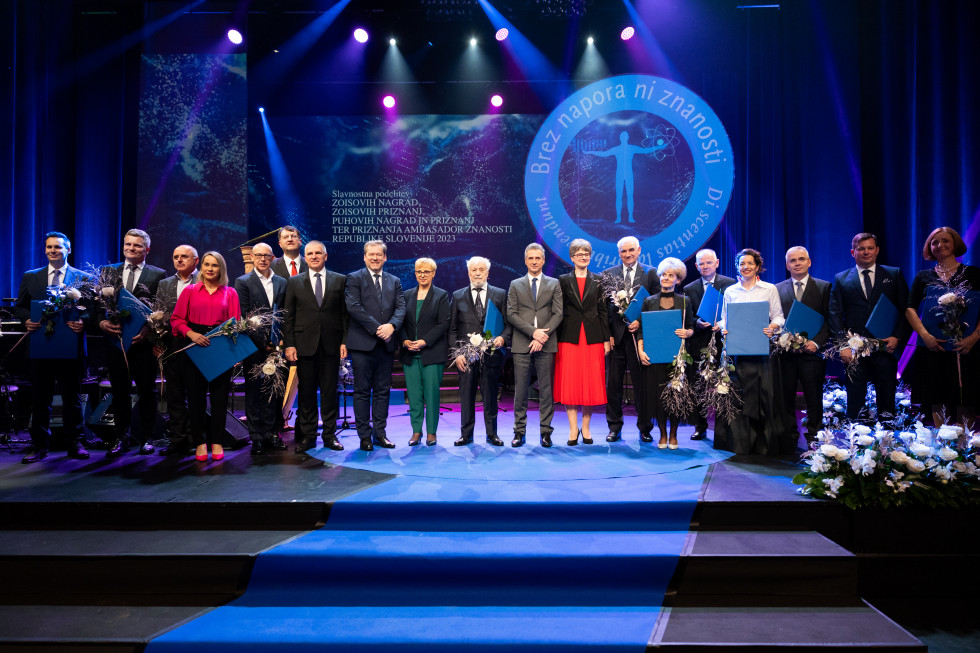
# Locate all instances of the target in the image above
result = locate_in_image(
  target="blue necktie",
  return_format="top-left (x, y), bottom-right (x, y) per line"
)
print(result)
top-left (862, 269), bottom-right (873, 299)
top-left (314, 273), bottom-right (323, 306)
top-left (531, 277), bottom-right (538, 302)
top-left (374, 273), bottom-right (382, 299)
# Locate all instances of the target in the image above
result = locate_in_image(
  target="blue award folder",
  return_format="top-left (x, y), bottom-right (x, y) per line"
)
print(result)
top-left (624, 286), bottom-right (650, 323)
top-left (482, 299), bottom-right (505, 339)
top-left (865, 295), bottom-right (898, 339)
top-left (919, 289), bottom-right (980, 351)
top-left (186, 319), bottom-right (258, 382)
top-left (641, 310), bottom-right (683, 363)
top-left (29, 301), bottom-right (82, 360)
top-left (115, 288), bottom-right (150, 351)
top-left (784, 300), bottom-right (824, 340)
top-left (697, 284), bottom-right (723, 324)
top-left (726, 301), bottom-right (770, 356)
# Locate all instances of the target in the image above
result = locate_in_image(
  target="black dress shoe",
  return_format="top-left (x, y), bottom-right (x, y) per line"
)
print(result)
top-left (67, 445), bottom-right (90, 460)
top-left (373, 435), bottom-right (396, 449)
top-left (690, 430), bottom-right (707, 441)
top-left (251, 440), bottom-right (266, 456)
top-left (323, 436), bottom-right (344, 451)
top-left (606, 431), bottom-right (622, 442)
top-left (409, 432), bottom-right (423, 446)
top-left (22, 449), bottom-right (48, 464)
top-left (269, 435), bottom-right (288, 450)
top-left (639, 432), bottom-right (654, 443)
top-left (512, 434), bottom-right (526, 447)
top-left (106, 440), bottom-right (129, 457)
top-left (454, 435), bottom-right (473, 446)
top-left (359, 439), bottom-right (374, 452)
top-left (541, 433), bottom-right (553, 448)
top-left (294, 440), bottom-right (313, 453)
top-left (486, 434), bottom-right (504, 447)
top-left (159, 441), bottom-right (189, 456)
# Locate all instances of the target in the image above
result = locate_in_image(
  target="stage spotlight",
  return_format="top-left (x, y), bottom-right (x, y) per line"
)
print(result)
top-left (495, 28), bottom-right (509, 41)
top-left (354, 28), bottom-right (369, 43)
top-left (469, 37), bottom-right (477, 46)
top-left (389, 38), bottom-right (396, 46)
top-left (227, 29), bottom-right (243, 45)
top-left (258, 107), bottom-right (265, 113)
top-left (382, 95), bottom-right (396, 109)
top-left (490, 94), bottom-right (503, 107)
top-left (587, 36), bottom-right (594, 45)
top-left (620, 26), bottom-right (635, 41)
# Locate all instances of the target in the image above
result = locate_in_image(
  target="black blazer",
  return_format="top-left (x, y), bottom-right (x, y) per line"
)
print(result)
top-left (15, 265), bottom-right (90, 358)
top-left (93, 261), bottom-right (166, 324)
top-left (283, 269), bottom-right (349, 357)
top-left (235, 271), bottom-right (287, 350)
top-left (448, 284), bottom-right (513, 353)
top-left (272, 256), bottom-right (307, 279)
top-left (829, 265), bottom-right (910, 343)
top-left (557, 272), bottom-right (610, 345)
top-left (638, 292), bottom-right (696, 343)
top-left (601, 263), bottom-right (658, 341)
top-left (684, 274), bottom-right (736, 352)
top-left (398, 286), bottom-right (451, 366)
top-left (345, 267), bottom-right (406, 353)
top-left (775, 276), bottom-right (832, 350)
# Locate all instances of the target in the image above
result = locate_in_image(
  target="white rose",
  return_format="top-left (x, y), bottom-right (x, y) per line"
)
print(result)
top-left (968, 435), bottom-right (980, 448)
top-left (261, 362), bottom-right (277, 376)
top-left (847, 335), bottom-right (865, 350)
top-left (716, 383), bottom-right (729, 395)
top-left (822, 399), bottom-right (833, 409)
top-left (937, 425), bottom-right (963, 441)
top-left (65, 288), bottom-right (82, 301)
top-left (820, 444), bottom-right (839, 457)
top-left (910, 443), bottom-right (933, 458)
top-left (468, 333), bottom-right (484, 346)
top-left (852, 424), bottom-right (872, 436)
top-left (952, 461), bottom-right (967, 473)
top-left (810, 455), bottom-right (830, 473)
top-left (938, 292), bottom-right (958, 305)
top-left (906, 459), bottom-right (926, 472)
top-left (616, 290), bottom-right (628, 300)
top-left (854, 434), bottom-right (875, 447)
top-left (778, 333), bottom-right (792, 346)
top-left (938, 446), bottom-right (959, 462)
top-left (899, 398), bottom-right (911, 407)
top-left (935, 465), bottom-right (952, 481)
top-left (889, 451), bottom-right (910, 465)
top-left (101, 286), bottom-right (115, 297)
top-left (832, 403), bottom-right (844, 412)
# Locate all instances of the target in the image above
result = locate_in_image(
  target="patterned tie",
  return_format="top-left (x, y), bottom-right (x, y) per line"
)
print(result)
top-left (125, 264), bottom-right (138, 292)
top-left (795, 281), bottom-right (804, 301)
top-left (625, 266), bottom-right (633, 292)
top-left (474, 287), bottom-right (485, 321)
top-left (531, 277), bottom-right (538, 302)
top-left (374, 273), bottom-right (382, 298)
top-left (51, 268), bottom-right (61, 286)
top-left (862, 269), bottom-right (873, 299)
top-left (314, 273), bottom-right (323, 306)
top-left (290, 260), bottom-right (298, 277)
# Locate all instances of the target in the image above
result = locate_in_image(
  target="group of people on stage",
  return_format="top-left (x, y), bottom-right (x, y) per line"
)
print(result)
top-left (15, 224), bottom-right (980, 464)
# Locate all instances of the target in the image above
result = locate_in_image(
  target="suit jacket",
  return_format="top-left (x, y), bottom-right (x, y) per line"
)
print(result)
top-left (398, 286), bottom-right (451, 366)
top-left (344, 267), bottom-right (406, 353)
top-left (235, 270), bottom-right (287, 350)
top-left (638, 292), bottom-right (696, 341)
top-left (684, 274), bottom-right (736, 354)
top-left (557, 272), bottom-right (610, 345)
top-left (156, 272), bottom-right (198, 314)
top-left (272, 256), bottom-right (308, 279)
top-left (93, 261), bottom-right (166, 325)
top-left (506, 274), bottom-right (563, 354)
top-left (601, 263), bottom-right (657, 341)
top-left (448, 284), bottom-right (513, 354)
top-left (775, 276), bottom-right (832, 352)
top-left (829, 265), bottom-right (910, 343)
top-left (15, 265), bottom-right (90, 358)
top-left (283, 269), bottom-right (349, 357)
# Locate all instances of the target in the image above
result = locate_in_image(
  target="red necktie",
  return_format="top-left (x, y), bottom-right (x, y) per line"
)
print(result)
top-left (290, 261), bottom-right (297, 276)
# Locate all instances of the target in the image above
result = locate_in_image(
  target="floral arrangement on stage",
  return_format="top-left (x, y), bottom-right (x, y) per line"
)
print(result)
top-left (661, 340), bottom-right (696, 417)
top-left (804, 381), bottom-right (917, 434)
top-left (38, 280), bottom-right (88, 334)
top-left (449, 330), bottom-right (497, 370)
top-left (793, 420), bottom-right (980, 509)
top-left (824, 330), bottom-right (885, 378)
top-left (933, 286), bottom-right (969, 342)
top-left (697, 335), bottom-right (741, 423)
top-left (248, 345), bottom-right (288, 399)
top-left (769, 326), bottom-right (810, 354)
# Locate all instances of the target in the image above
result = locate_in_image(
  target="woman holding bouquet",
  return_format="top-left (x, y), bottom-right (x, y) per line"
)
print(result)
top-left (636, 257), bottom-right (694, 449)
top-left (555, 239), bottom-right (611, 445)
top-left (171, 251), bottom-right (241, 461)
top-left (399, 258), bottom-right (451, 446)
top-left (905, 227), bottom-right (980, 427)
top-left (714, 248), bottom-right (786, 455)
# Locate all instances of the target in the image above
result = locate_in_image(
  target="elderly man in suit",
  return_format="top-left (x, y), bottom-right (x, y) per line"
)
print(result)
top-left (507, 243), bottom-right (563, 448)
top-left (284, 240), bottom-right (349, 452)
top-left (236, 242), bottom-right (288, 455)
top-left (154, 244), bottom-right (198, 456)
top-left (829, 233), bottom-right (910, 421)
top-left (775, 246), bottom-right (831, 450)
top-left (272, 225), bottom-right (307, 279)
top-left (345, 240), bottom-right (405, 451)
top-left (602, 235), bottom-right (657, 443)
top-left (684, 248), bottom-right (737, 440)
top-left (449, 256), bottom-right (512, 447)
top-left (97, 228), bottom-right (166, 457)
top-left (15, 232), bottom-right (90, 463)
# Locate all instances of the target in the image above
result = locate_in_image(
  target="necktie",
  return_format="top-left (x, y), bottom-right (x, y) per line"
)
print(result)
top-left (795, 281), bottom-right (804, 301)
top-left (474, 287), bottom-right (485, 321)
top-left (374, 273), bottom-right (382, 298)
top-left (862, 269), bottom-right (873, 299)
top-left (290, 260), bottom-right (297, 276)
top-left (314, 273), bottom-right (323, 306)
top-left (531, 277), bottom-right (538, 302)
top-left (625, 266), bottom-right (633, 291)
top-left (51, 269), bottom-right (61, 286)
top-left (126, 264), bottom-right (137, 292)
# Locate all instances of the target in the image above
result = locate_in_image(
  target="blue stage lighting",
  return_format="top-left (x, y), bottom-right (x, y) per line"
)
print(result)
top-left (227, 29), bottom-right (243, 45)
top-left (354, 28), bottom-right (369, 43)
top-left (258, 107), bottom-right (265, 113)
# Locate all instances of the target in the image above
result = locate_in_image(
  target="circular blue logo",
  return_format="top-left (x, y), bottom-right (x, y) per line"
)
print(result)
top-left (524, 74), bottom-right (734, 270)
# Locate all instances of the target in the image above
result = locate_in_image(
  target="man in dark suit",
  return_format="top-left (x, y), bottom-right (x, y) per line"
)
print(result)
top-left (683, 248), bottom-right (736, 440)
top-left (602, 236), bottom-right (657, 442)
top-left (507, 243), bottom-right (563, 447)
top-left (236, 242), bottom-right (288, 455)
top-left (345, 240), bottom-right (405, 451)
top-left (96, 228), bottom-right (166, 456)
top-left (154, 244), bottom-right (198, 456)
top-left (775, 246), bottom-right (832, 450)
top-left (284, 240), bottom-right (349, 452)
top-left (448, 256), bottom-right (512, 447)
top-left (272, 225), bottom-right (307, 279)
top-left (15, 232), bottom-right (90, 463)
top-left (829, 232), bottom-right (910, 421)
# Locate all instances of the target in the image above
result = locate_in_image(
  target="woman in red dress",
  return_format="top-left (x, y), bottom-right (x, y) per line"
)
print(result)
top-left (555, 239), bottom-right (611, 445)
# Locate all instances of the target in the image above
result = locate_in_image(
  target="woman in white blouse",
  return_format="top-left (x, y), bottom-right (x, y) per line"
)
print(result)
top-left (713, 248), bottom-right (788, 455)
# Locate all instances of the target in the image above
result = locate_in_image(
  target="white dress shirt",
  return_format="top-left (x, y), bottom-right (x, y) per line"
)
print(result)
top-left (856, 264), bottom-right (876, 297)
top-left (47, 264), bottom-right (67, 286)
top-left (255, 269), bottom-right (276, 306)
top-left (719, 279), bottom-right (784, 329)
top-left (527, 273), bottom-right (543, 327)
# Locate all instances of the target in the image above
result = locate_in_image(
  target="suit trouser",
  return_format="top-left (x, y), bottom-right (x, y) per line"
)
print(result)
top-left (605, 333), bottom-right (650, 434)
top-left (30, 358), bottom-right (84, 450)
top-left (163, 350), bottom-right (191, 444)
top-left (778, 354), bottom-right (827, 446)
top-left (244, 350), bottom-right (287, 442)
top-left (459, 351), bottom-right (504, 440)
top-left (402, 357), bottom-right (443, 434)
top-left (105, 340), bottom-right (157, 444)
top-left (846, 351), bottom-right (897, 419)
top-left (350, 341), bottom-right (394, 441)
top-left (295, 348), bottom-right (339, 444)
top-left (513, 350), bottom-right (555, 436)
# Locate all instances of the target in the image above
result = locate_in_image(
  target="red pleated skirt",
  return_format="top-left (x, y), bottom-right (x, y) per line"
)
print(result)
top-left (554, 325), bottom-right (607, 406)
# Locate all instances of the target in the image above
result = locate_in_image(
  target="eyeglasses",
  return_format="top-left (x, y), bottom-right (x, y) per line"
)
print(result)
top-left (571, 252), bottom-right (591, 258)
top-left (252, 254), bottom-right (274, 260)
top-left (415, 269), bottom-right (434, 275)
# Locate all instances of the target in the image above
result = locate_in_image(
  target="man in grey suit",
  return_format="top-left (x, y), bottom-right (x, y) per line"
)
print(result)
top-left (775, 246), bottom-right (832, 450)
top-left (507, 243), bottom-right (563, 448)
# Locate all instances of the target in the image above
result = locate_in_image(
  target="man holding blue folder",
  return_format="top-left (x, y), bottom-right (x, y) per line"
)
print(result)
top-left (775, 246), bottom-right (831, 448)
top-left (829, 233), bottom-right (909, 420)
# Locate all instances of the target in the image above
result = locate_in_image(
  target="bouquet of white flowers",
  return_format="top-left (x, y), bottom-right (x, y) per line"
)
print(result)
top-left (769, 326), bottom-right (809, 354)
top-left (696, 335), bottom-right (741, 424)
top-left (449, 330), bottom-right (498, 371)
top-left (661, 339), bottom-right (696, 417)
top-left (824, 330), bottom-right (885, 379)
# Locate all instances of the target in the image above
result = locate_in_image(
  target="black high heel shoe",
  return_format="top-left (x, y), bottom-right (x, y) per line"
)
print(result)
top-left (408, 433), bottom-right (422, 446)
top-left (582, 430), bottom-right (593, 445)
top-left (426, 433), bottom-right (437, 446)
top-left (567, 428), bottom-right (582, 446)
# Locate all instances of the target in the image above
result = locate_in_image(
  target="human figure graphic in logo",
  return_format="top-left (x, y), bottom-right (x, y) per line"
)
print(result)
top-left (584, 129), bottom-right (676, 224)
